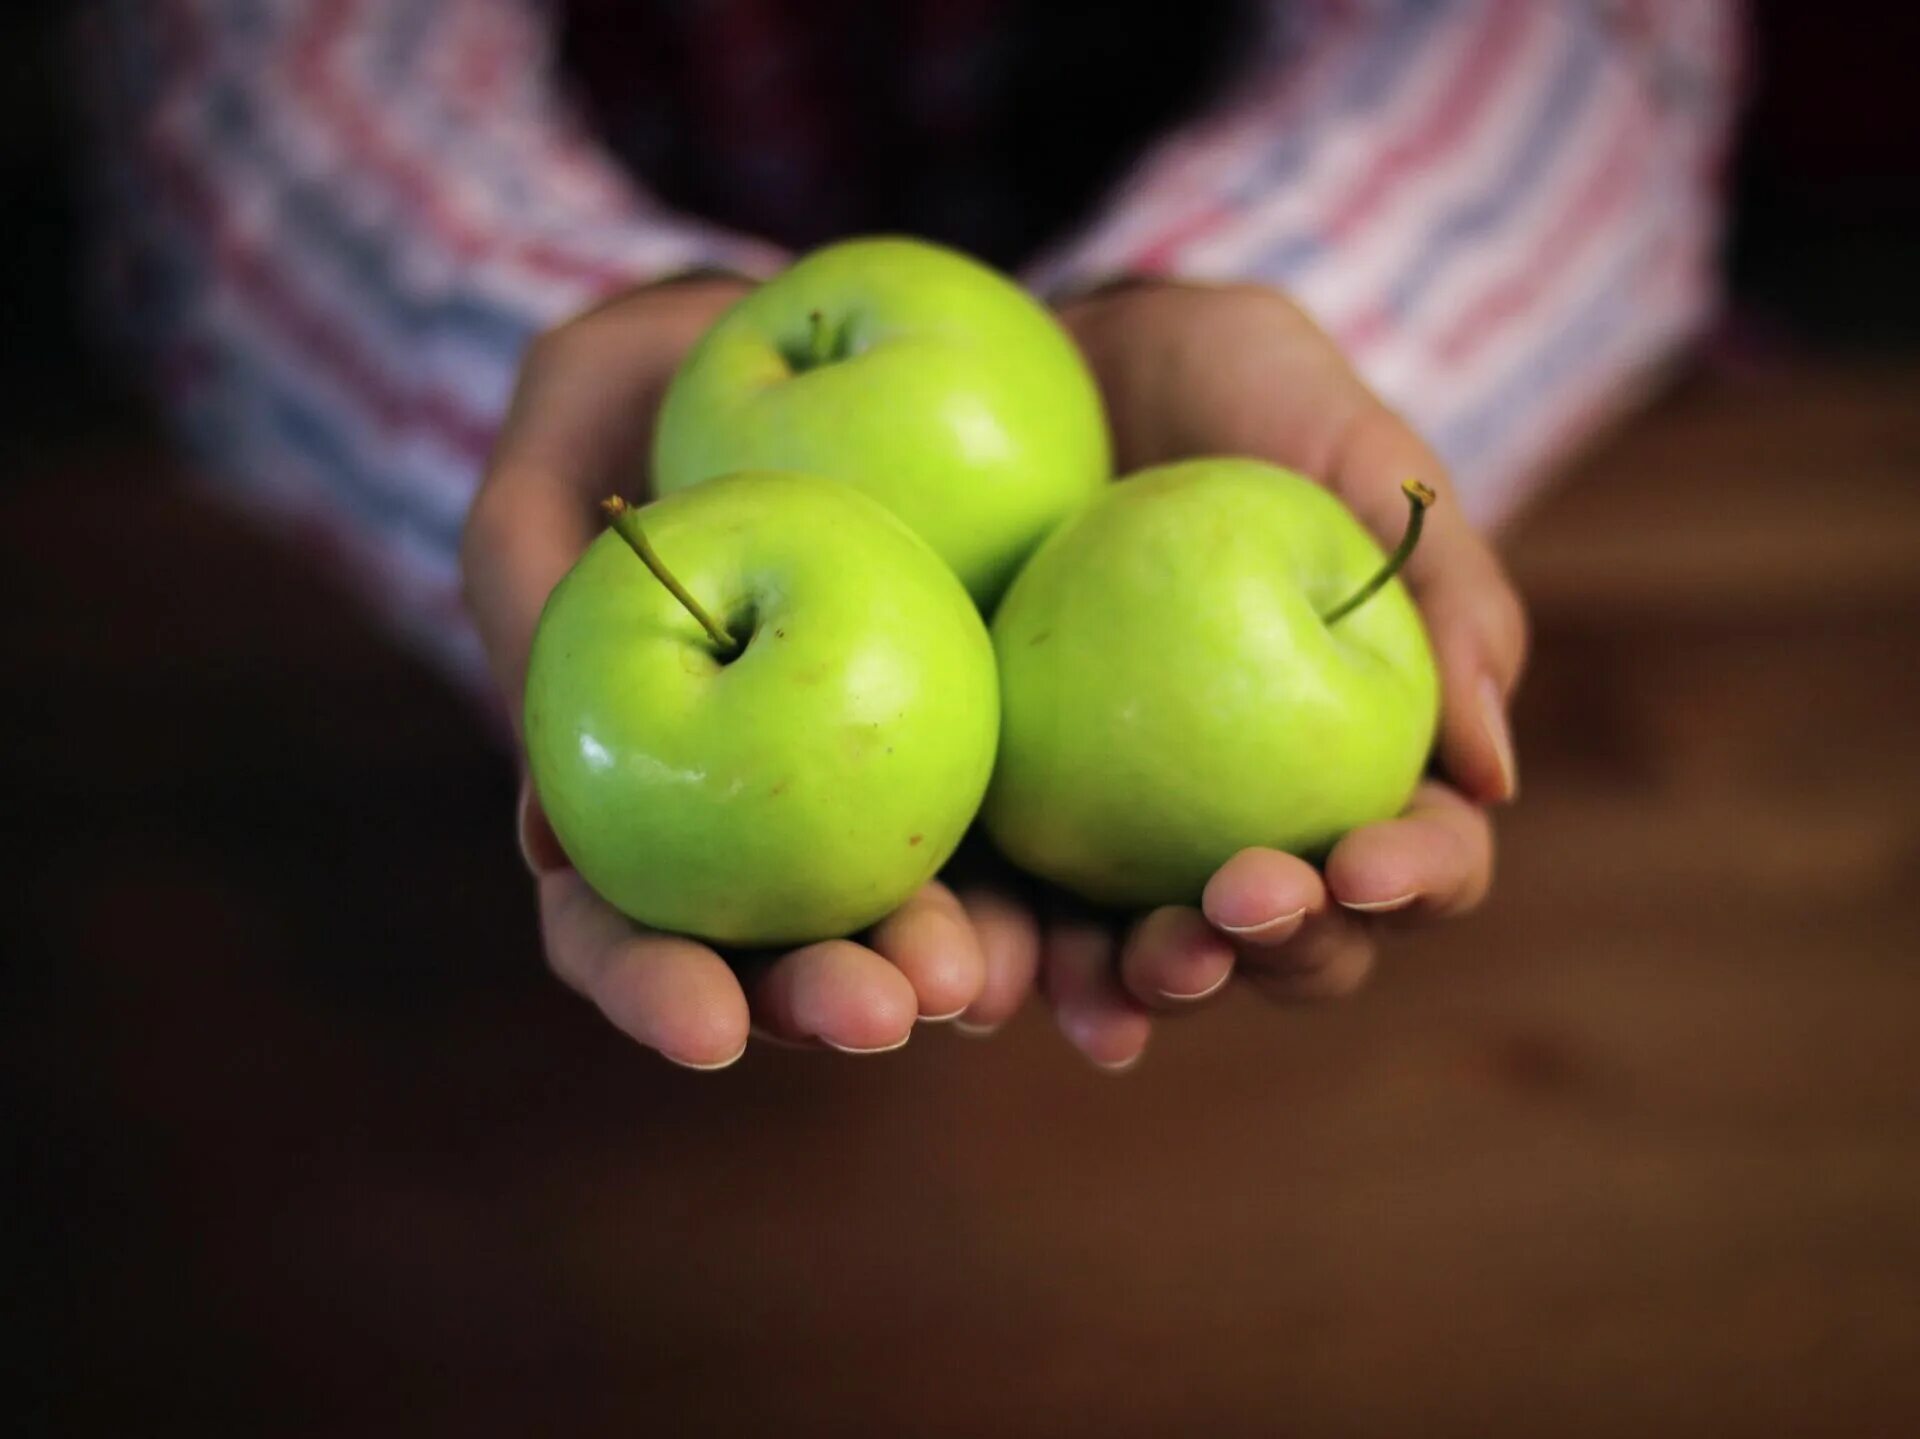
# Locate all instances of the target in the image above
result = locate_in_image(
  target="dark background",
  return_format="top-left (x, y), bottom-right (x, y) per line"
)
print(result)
top-left (9, 4), bottom-right (1920, 1435)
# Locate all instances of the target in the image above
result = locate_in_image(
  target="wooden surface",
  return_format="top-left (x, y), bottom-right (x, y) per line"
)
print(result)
top-left (11, 362), bottom-right (1920, 1436)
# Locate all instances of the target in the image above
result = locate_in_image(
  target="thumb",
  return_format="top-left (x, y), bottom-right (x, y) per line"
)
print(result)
top-left (460, 279), bottom-right (751, 723)
top-left (1420, 553), bottom-right (1526, 804)
top-left (1332, 405), bottom-right (1528, 805)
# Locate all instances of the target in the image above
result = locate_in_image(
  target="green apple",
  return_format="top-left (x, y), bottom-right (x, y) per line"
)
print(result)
top-left (524, 471), bottom-right (999, 947)
top-left (652, 236), bottom-right (1110, 607)
top-left (983, 458), bottom-right (1440, 908)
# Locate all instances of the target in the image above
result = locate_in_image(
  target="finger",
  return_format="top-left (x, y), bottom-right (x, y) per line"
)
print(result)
top-left (1119, 906), bottom-right (1236, 1010)
top-left (1042, 920), bottom-right (1151, 1072)
top-left (1243, 907), bottom-right (1377, 1005)
top-left (538, 868), bottom-right (751, 1070)
top-left (953, 885), bottom-right (1041, 1036)
top-left (1329, 405), bottom-right (1527, 806)
top-left (1324, 781), bottom-right (1495, 921)
top-left (869, 881), bottom-right (987, 1022)
top-left (743, 940), bottom-right (920, 1056)
top-left (1200, 847), bottom-right (1327, 948)
top-left (1202, 848), bottom-right (1372, 1002)
top-left (1429, 586), bottom-right (1525, 806)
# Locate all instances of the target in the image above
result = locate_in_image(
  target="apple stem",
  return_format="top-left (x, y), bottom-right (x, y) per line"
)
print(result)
top-left (1320, 480), bottom-right (1437, 627)
top-left (600, 496), bottom-right (742, 659)
top-left (806, 309), bottom-right (834, 367)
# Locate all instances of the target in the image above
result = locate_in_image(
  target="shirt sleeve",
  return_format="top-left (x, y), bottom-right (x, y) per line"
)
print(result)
top-left (79, 0), bottom-right (786, 689)
top-left (1030, 0), bottom-right (1746, 527)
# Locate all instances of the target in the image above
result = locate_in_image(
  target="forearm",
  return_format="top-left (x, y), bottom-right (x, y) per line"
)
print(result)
top-left (1035, 0), bottom-right (1745, 523)
top-left (78, 0), bottom-right (781, 688)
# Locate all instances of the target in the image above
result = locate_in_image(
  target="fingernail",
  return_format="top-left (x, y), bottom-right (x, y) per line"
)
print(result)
top-left (516, 785), bottom-right (540, 874)
top-left (918, 1004), bottom-right (969, 1024)
top-left (1478, 675), bottom-right (1519, 802)
top-left (822, 1031), bottom-right (912, 1056)
top-left (1093, 1050), bottom-right (1145, 1074)
top-left (1212, 906), bottom-right (1307, 942)
top-left (1156, 968), bottom-right (1233, 1003)
top-left (666, 1040), bottom-right (748, 1072)
top-left (954, 1017), bottom-right (1003, 1038)
top-left (516, 783), bottom-right (570, 875)
top-left (1339, 893), bottom-right (1419, 915)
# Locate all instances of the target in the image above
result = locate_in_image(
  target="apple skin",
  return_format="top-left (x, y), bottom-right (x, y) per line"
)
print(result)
top-left (524, 471), bottom-right (999, 947)
top-left (982, 458), bottom-right (1439, 909)
top-left (652, 236), bottom-right (1111, 608)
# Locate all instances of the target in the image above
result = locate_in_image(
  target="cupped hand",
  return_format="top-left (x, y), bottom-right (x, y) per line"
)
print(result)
top-left (992, 278), bottom-right (1531, 1070)
top-left (463, 278), bottom-right (1005, 1068)
top-left (464, 274), bottom-right (1525, 1073)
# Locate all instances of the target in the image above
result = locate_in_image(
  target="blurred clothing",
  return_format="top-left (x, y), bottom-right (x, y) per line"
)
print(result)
top-left (560, 0), bottom-right (1267, 266)
top-left (80, 0), bottom-right (1741, 685)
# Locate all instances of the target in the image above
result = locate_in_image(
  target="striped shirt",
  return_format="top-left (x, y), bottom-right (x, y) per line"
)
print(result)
top-left (80, 0), bottom-right (1743, 686)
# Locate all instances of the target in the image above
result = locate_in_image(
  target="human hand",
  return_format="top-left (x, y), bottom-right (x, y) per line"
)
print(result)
top-left (989, 278), bottom-right (1529, 1069)
top-left (462, 278), bottom-right (1021, 1067)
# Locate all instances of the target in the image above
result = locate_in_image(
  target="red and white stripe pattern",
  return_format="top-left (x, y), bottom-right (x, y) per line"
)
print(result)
top-left (1039, 0), bottom-right (1744, 525)
top-left (84, 0), bottom-right (785, 686)
top-left (83, 0), bottom-right (1742, 688)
